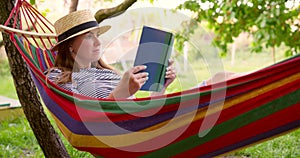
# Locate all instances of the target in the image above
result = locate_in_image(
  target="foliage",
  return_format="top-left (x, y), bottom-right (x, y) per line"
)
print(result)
top-left (177, 0), bottom-right (300, 56)
top-left (29, 0), bottom-right (35, 5)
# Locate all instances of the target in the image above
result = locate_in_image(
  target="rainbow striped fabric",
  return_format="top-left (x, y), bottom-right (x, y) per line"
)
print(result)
top-left (4, 0), bottom-right (300, 157)
top-left (13, 34), bottom-right (300, 157)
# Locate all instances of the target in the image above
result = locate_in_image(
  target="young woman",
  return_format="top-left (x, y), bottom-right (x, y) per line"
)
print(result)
top-left (46, 10), bottom-right (176, 99)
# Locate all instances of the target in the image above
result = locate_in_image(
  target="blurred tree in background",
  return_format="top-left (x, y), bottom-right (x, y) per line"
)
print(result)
top-left (177, 0), bottom-right (300, 57)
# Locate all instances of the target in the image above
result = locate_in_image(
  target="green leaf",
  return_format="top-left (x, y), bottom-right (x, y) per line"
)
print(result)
top-left (175, 0), bottom-right (300, 56)
top-left (41, 9), bottom-right (50, 17)
top-left (260, 17), bottom-right (266, 28)
top-left (29, 0), bottom-right (35, 5)
top-left (285, 49), bottom-right (292, 57)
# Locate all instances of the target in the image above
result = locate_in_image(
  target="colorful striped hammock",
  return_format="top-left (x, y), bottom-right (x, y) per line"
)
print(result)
top-left (1, 0), bottom-right (300, 157)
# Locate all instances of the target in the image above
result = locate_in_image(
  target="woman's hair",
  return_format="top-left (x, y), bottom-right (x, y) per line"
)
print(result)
top-left (51, 37), bottom-right (115, 84)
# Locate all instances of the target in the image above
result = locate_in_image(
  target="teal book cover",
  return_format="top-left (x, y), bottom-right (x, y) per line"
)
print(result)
top-left (134, 26), bottom-right (174, 91)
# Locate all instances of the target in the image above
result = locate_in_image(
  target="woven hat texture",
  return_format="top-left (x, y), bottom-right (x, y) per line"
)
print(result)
top-left (51, 9), bottom-right (110, 51)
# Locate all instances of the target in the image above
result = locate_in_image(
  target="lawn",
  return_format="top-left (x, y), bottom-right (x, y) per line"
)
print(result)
top-left (0, 47), bottom-right (299, 157)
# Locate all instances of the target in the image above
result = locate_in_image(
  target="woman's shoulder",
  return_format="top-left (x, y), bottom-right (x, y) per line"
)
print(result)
top-left (45, 68), bottom-right (76, 92)
top-left (92, 68), bottom-right (121, 79)
top-left (45, 68), bottom-right (62, 73)
top-left (72, 67), bottom-right (121, 81)
top-left (44, 68), bottom-right (62, 80)
top-left (79, 67), bottom-right (115, 73)
top-left (44, 68), bottom-right (62, 75)
top-left (76, 67), bottom-right (120, 75)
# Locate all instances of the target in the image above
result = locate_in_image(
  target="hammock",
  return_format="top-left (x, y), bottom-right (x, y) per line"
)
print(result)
top-left (1, 0), bottom-right (300, 157)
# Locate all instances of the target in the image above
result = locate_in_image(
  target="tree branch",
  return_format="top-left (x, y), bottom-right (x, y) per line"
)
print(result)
top-left (69, 0), bottom-right (79, 13)
top-left (95, 0), bottom-right (137, 23)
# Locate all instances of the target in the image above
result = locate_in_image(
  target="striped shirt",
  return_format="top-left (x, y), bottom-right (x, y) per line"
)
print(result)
top-left (46, 68), bottom-right (121, 98)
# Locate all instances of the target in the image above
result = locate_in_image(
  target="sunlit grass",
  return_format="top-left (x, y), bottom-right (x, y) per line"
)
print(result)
top-left (234, 129), bottom-right (300, 158)
top-left (0, 114), bottom-right (93, 158)
top-left (0, 116), bottom-right (43, 157)
top-left (0, 76), bottom-right (17, 99)
top-left (0, 58), bottom-right (17, 99)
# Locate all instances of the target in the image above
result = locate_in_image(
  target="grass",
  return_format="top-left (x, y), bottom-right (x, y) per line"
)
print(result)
top-left (0, 116), bottom-right (43, 157)
top-left (0, 76), bottom-right (18, 99)
top-left (0, 114), bottom-right (93, 158)
top-left (0, 47), bottom-right (300, 157)
top-left (233, 129), bottom-right (300, 157)
top-left (0, 58), bottom-right (17, 99)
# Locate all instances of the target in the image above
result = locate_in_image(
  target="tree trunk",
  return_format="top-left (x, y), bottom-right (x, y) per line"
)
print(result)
top-left (0, 0), bottom-right (70, 157)
top-left (69, 0), bottom-right (79, 13)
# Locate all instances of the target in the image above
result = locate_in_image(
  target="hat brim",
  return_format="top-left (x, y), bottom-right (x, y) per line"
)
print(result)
top-left (51, 25), bottom-right (111, 51)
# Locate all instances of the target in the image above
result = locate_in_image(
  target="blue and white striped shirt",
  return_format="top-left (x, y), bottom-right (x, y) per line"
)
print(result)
top-left (46, 68), bottom-right (121, 98)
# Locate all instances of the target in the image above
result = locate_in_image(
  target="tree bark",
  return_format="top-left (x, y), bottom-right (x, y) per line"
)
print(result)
top-left (95, 0), bottom-right (137, 23)
top-left (0, 0), bottom-right (70, 157)
top-left (69, 0), bottom-right (79, 13)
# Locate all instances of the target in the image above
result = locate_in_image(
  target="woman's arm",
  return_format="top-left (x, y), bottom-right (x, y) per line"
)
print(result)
top-left (107, 65), bottom-right (148, 99)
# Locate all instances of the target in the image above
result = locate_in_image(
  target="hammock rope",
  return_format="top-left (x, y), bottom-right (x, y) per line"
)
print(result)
top-left (1, 0), bottom-right (300, 157)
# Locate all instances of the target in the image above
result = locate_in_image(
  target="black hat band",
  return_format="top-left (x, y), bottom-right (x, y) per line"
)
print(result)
top-left (58, 21), bottom-right (98, 42)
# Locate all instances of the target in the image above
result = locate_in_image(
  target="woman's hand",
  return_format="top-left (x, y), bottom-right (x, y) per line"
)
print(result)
top-left (151, 59), bottom-right (176, 96)
top-left (108, 65), bottom-right (148, 99)
top-left (164, 59), bottom-right (176, 88)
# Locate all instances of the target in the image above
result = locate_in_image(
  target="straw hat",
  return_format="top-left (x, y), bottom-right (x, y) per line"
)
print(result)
top-left (51, 9), bottom-right (111, 51)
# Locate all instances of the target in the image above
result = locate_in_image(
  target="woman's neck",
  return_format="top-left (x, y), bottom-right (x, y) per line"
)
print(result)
top-left (78, 63), bottom-right (91, 69)
top-left (75, 59), bottom-right (92, 69)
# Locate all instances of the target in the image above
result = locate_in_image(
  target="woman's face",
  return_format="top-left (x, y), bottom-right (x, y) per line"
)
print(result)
top-left (71, 30), bottom-right (102, 65)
